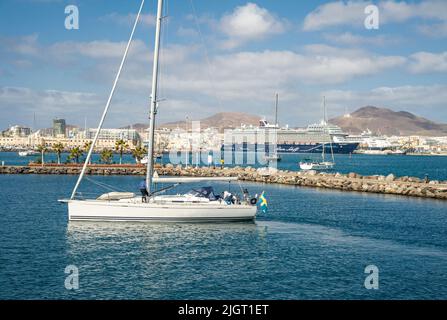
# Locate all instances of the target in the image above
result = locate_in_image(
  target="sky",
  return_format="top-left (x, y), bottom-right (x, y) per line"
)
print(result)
top-left (1, 0), bottom-right (447, 129)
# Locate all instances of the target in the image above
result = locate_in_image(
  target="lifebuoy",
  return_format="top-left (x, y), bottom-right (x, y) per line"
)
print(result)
top-left (250, 198), bottom-right (258, 205)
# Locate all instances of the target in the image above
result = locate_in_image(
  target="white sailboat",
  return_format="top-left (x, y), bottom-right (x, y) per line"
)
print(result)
top-left (299, 157), bottom-right (334, 171)
top-left (299, 97), bottom-right (335, 171)
top-left (18, 150), bottom-right (39, 157)
top-left (18, 114), bottom-right (38, 157)
top-left (60, 0), bottom-right (258, 222)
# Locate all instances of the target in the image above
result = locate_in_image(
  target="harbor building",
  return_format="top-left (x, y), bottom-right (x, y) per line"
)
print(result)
top-left (2, 125), bottom-right (32, 137)
top-left (53, 119), bottom-right (66, 137)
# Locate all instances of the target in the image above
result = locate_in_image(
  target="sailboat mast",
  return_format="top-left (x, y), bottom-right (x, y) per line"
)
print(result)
top-left (69, 0), bottom-right (145, 200)
top-left (274, 93), bottom-right (279, 127)
top-left (322, 96), bottom-right (326, 161)
top-left (146, 0), bottom-right (164, 194)
top-left (323, 96), bottom-right (327, 123)
top-left (322, 143), bottom-right (325, 161)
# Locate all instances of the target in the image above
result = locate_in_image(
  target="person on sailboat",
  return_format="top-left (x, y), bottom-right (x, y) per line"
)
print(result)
top-left (139, 180), bottom-right (149, 202)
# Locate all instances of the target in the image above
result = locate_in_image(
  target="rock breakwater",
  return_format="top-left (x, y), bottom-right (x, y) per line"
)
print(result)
top-left (1, 164), bottom-right (447, 200)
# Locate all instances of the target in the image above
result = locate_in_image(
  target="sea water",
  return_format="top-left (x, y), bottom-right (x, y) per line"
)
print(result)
top-left (1, 152), bottom-right (447, 181)
top-left (0, 174), bottom-right (446, 299)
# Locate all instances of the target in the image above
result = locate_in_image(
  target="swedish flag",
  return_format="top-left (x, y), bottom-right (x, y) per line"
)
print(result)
top-left (258, 192), bottom-right (268, 213)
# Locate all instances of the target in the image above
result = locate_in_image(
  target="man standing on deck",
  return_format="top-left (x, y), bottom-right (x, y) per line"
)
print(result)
top-left (139, 180), bottom-right (149, 203)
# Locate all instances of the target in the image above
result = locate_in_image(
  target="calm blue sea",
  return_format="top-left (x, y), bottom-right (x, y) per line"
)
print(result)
top-left (0, 174), bottom-right (446, 299)
top-left (1, 151), bottom-right (447, 181)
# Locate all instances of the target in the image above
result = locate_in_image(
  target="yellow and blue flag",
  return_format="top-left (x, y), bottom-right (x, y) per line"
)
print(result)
top-left (258, 192), bottom-right (268, 213)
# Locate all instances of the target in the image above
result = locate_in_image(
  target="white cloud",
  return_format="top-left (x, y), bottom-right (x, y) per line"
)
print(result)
top-left (303, 0), bottom-right (447, 31)
top-left (380, 0), bottom-right (447, 22)
top-left (418, 22), bottom-right (447, 38)
top-left (408, 51), bottom-right (447, 74)
top-left (48, 39), bottom-right (149, 61)
top-left (0, 86), bottom-right (98, 110)
top-left (117, 46), bottom-right (406, 105)
top-left (0, 86), bottom-right (103, 128)
top-left (303, 1), bottom-right (367, 31)
top-left (1, 33), bottom-right (444, 127)
top-left (0, 34), bottom-right (40, 56)
top-left (220, 3), bottom-right (286, 49)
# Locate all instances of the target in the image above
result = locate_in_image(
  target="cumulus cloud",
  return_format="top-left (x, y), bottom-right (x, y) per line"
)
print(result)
top-left (303, 1), bottom-right (367, 31)
top-left (0, 86), bottom-right (103, 128)
top-left (48, 39), bottom-right (149, 61)
top-left (0, 33), bottom-right (412, 127)
top-left (0, 34), bottom-right (40, 56)
top-left (418, 22), bottom-right (447, 38)
top-left (408, 51), bottom-right (447, 74)
top-left (380, 0), bottom-right (447, 22)
top-left (220, 2), bottom-right (286, 49)
top-left (1, 11), bottom-right (445, 128)
top-left (303, 0), bottom-right (447, 31)
top-left (115, 45), bottom-right (407, 105)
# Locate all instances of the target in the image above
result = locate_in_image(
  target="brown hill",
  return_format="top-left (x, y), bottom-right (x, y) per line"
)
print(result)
top-left (329, 106), bottom-right (447, 136)
top-left (158, 112), bottom-right (261, 132)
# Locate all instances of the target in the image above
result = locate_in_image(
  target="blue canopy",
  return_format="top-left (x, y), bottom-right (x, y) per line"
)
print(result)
top-left (187, 187), bottom-right (218, 201)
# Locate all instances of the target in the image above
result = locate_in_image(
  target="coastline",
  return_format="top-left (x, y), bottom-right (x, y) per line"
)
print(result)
top-left (1, 164), bottom-right (447, 201)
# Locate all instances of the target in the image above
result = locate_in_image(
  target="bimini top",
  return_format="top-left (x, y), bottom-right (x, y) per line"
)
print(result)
top-left (186, 187), bottom-right (218, 201)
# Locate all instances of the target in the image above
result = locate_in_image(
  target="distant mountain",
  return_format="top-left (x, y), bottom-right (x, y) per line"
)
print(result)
top-left (329, 106), bottom-right (447, 136)
top-left (154, 112), bottom-right (261, 132)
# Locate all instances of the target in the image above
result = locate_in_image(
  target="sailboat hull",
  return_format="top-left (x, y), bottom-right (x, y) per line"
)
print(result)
top-left (299, 162), bottom-right (334, 171)
top-left (68, 200), bottom-right (257, 223)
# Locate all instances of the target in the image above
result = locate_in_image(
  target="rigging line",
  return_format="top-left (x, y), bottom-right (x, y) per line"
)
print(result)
top-left (158, 0), bottom-right (169, 109)
top-left (237, 180), bottom-right (245, 195)
top-left (70, 0), bottom-right (145, 200)
top-left (188, 0), bottom-right (224, 110)
top-left (83, 176), bottom-right (127, 193)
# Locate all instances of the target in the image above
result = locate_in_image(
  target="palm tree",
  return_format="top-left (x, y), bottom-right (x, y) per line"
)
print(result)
top-left (100, 149), bottom-right (113, 164)
top-left (131, 145), bottom-right (147, 164)
top-left (115, 139), bottom-right (128, 165)
top-left (68, 147), bottom-right (84, 164)
top-left (52, 142), bottom-right (64, 165)
top-left (84, 141), bottom-right (93, 164)
top-left (36, 143), bottom-right (47, 167)
top-left (84, 141), bottom-right (92, 152)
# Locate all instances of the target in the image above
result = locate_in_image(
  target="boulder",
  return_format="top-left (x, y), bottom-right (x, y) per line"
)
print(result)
top-left (307, 170), bottom-right (317, 176)
top-left (348, 172), bottom-right (357, 179)
top-left (385, 174), bottom-right (395, 182)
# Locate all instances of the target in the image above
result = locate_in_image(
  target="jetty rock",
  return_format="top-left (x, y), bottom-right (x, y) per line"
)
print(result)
top-left (2, 164), bottom-right (447, 201)
top-left (386, 174), bottom-right (395, 182)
